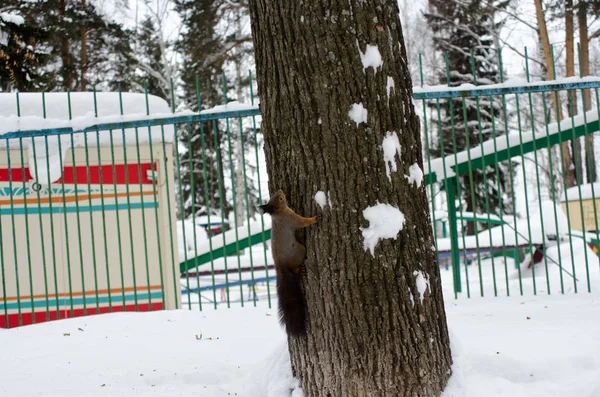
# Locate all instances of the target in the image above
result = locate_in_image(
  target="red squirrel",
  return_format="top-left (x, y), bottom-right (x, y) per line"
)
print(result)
top-left (259, 190), bottom-right (317, 336)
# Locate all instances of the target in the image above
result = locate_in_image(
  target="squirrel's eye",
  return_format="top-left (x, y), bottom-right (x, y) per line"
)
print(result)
top-left (279, 197), bottom-right (283, 202)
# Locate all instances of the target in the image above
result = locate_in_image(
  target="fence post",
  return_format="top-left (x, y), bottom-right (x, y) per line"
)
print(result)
top-left (445, 177), bottom-right (462, 294)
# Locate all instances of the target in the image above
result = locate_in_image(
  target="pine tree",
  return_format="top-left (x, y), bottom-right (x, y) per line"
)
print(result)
top-left (0, 2), bottom-right (53, 91)
top-left (174, 0), bottom-right (258, 222)
top-left (174, 0), bottom-right (230, 219)
top-left (426, 0), bottom-right (514, 235)
top-left (134, 16), bottom-right (169, 99)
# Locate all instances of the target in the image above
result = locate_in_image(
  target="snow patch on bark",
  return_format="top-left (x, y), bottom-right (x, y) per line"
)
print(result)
top-left (360, 202), bottom-right (405, 256)
top-left (315, 190), bottom-right (332, 211)
top-left (413, 270), bottom-right (430, 303)
top-left (407, 163), bottom-right (424, 187)
top-left (315, 191), bottom-right (327, 210)
top-left (348, 103), bottom-right (367, 126)
top-left (382, 131), bottom-right (401, 181)
top-left (357, 41), bottom-right (383, 71)
top-left (386, 76), bottom-right (395, 100)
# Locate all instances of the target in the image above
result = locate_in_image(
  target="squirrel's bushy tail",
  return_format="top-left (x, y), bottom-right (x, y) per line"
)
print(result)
top-left (276, 267), bottom-right (306, 337)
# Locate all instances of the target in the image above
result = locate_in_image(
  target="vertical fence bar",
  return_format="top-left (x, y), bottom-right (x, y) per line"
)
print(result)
top-left (194, 76), bottom-right (218, 309)
top-left (566, 91), bottom-right (587, 293)
top-left (0, 137), bottom-right (8, 328)
top-left (29, 138), bottom-right (49, 322)
top-left (419, 54), bottom-right (443, 296)
top-left (93, 88), bottom-right (113, 312)
top-left (469, 51), bottom-right (495, 297)
top-left (118, 89), bottom-right (139, 311)
top-left (550, 46), bottom-right (575, 294)
top-left (446, 178), bottom-right (462, 293)
top-left (498, 49), bottom-right (516, 297)
top-left (238, 114), bottom-right (257, 306)
top-left (82, 110), bottom-right (101, 313)
top-left (222, 74), bottom-right (245, 307)
top-left (515, 94), bottom-right (541, 295)
top-left (61, 91), bottom-right (75, 316)
top-left (487, 94), bottom-right (509, 297)
top-left (18, 138), bottom-right (35, 325)
top-left (434, 96), bottom-right (459, 294)
top-left (166, 79), bottom-right (180, 308)
top-left (578, 44), bottom-right (596, 293)
top-left (173, 119), bottom-right (191, 309)
top-left (143, 85), bottom-right (167, 311)
top-left (41, 93), bottom-right (60, 320)
top-left (108, 127), bottom-right (127, 310)
top-left (444, 53), bottom-right (470, 298)
top-left (249, 71), bottom-right (272, 307)
top-left (214, 121), bottom-right (231, 307)
top-left (184, 121), bottom-right (201, 311)
top-left (133, 122), bottom-right (153, 310)
top-left (1, 142), bottom-right (8, 327)
top-left (521, 51), bottom-right (549, 294)
top-left (460, 97), bottom-right (484, 297)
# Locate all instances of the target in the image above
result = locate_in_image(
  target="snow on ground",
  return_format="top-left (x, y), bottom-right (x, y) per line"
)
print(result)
top-left (1, 291), bottom-right (598, 397)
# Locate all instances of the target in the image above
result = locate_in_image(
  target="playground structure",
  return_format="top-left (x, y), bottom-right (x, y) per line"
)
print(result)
top-left (1, 67), bottom-right (600, 327)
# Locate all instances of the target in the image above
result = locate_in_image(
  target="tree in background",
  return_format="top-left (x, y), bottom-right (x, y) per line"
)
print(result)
top-left (134, 16), bottom-right (169, 99)
top-left (578, 0), bottom-right (600, 183)
top-left (175, 0), bottom-right (258, 223)
top-left (0, 3), bottom-right (53, 91)
top-left (426, 0), bottom-right (515, 235)
top-left (1, 0), bottom-right (134, 93)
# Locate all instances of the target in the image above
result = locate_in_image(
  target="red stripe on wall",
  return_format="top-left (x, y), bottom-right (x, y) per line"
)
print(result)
top-left (0, 302), bottom-right (163, 329)
top-left (0, 168), bottom-right (32, 182)
top-left (0, 163), bottom-right (156, 185)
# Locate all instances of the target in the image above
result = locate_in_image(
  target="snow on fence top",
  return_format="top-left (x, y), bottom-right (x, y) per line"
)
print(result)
top-left (424, 108), bottom-right (600, 182)
top-left (0, 92), bottom-right (174, 137)
top-left (412, 76), bottom-right (600, 98)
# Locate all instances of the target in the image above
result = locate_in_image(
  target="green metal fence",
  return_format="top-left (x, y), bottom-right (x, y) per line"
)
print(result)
top-left (1, 51), bottom-right (600, 328)
top-left (420, 49), bottom-right (600, 299)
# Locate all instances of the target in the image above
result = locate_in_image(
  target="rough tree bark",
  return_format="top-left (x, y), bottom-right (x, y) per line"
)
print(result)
top-left (248, 1), bottom-right (452, 396)
top-left (579, 1), bottom-right (596, 183)
top-left (60, 0), bottom-right (73, 90)
top-left (534, 0), bottom-right (575, 187)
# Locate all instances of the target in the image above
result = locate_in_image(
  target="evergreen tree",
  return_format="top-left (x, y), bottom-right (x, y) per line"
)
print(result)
top-left (0, 2), bottom-right (53, 91)
top-left (134, 16), bottom-right (169, 100)
top-left (174, 0), bottom-right (257, 222)
top-left (426, 0), bottom-right (515, 235)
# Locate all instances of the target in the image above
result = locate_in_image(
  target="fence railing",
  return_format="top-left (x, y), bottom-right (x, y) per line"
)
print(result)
top-left (1, 72), bottom-right (600, 328)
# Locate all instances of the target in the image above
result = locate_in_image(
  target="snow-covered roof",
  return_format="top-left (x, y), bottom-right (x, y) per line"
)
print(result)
top-left (0, 92), bottom-right (174, 137)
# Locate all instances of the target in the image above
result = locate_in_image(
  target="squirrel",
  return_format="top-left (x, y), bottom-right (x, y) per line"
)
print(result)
top-left (259, 190), bottom-right (317, 337)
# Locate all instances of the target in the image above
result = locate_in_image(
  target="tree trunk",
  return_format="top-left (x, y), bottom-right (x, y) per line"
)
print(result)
top-left (248, 1), bottom-right (452, 396)
top-left (534, 0), bottom-right (576, 187)
top-left (233, 7), bottom-right (247, 226)
top-left (566, 0), bottom-right (582, 184)
top-left (60, 0), bottom-right (73, 90)
top-left (81, 0), bottom-right (87, 91)
top-left (579, 1), bottom-right (596, 182)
